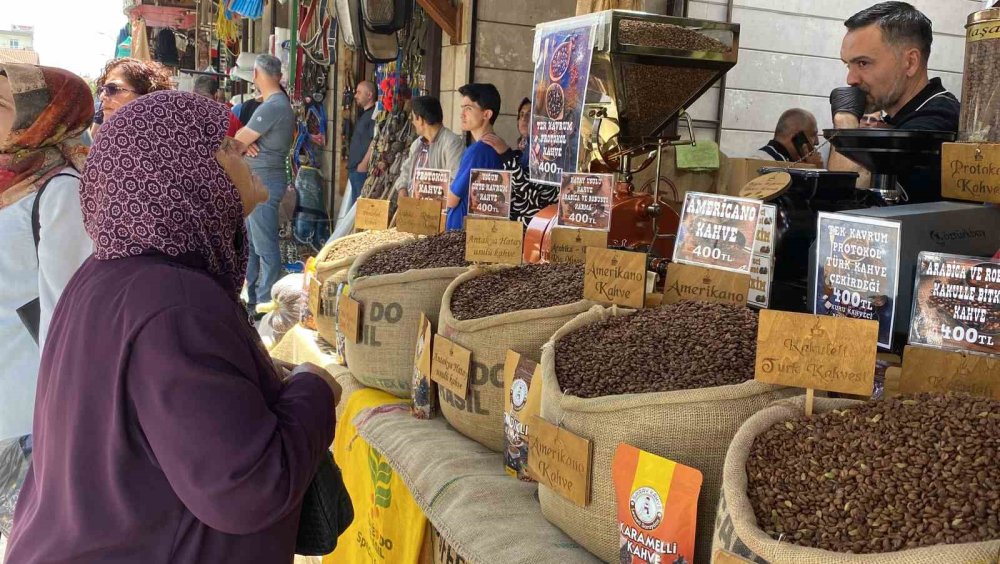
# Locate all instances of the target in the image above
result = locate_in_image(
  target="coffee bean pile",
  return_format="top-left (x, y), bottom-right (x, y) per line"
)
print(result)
top-left (322, 229), bottom-right (414, 263)
top-left (450, 264), bottom-right (584, 320)
top-left (959, 23), bottom-right (1000, 142)
top-left (619, 20), bottom-right (732, 53)
top-left (621, 63), bottom-right (718, 141)
top-left (356, 231), bottom-right (470, 277)
top-left (747, 394), bottom-right (1000, 554)
top-left (554, 301), bottom-right (758, 398)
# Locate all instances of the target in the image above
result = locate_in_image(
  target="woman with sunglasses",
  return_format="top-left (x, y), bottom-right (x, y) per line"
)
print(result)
top-left (90, 57), bottom-right (173, 139)
top-left (0, 63), bottom-right (94, 543)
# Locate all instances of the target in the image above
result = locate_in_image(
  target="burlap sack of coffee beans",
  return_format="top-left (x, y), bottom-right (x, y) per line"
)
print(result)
top-left (714, 395), bottom-right (1000, 564)
top-left (314, 229), bottom-right (415, 344)
top-left (538, 305), bottom-right (796, 563)
top-left (344, 234), bottom-right (471, 397)
top-left (437, 264), bottom-right (595, 451)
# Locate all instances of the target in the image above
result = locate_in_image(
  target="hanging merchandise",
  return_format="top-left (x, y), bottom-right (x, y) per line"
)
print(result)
top-left (229, 0), bottom-right (265, 20)
top-left (360, 0), bottom-right (412, 34)
top-left (155, 28), bottom-right (179, 66)
top-left (131, 19), bottom-right (152, 61)
top-left (336, 0), bottom-right (361, 48)
top-left (116, 37), bottom-right (133, 59)
top-left (216, 0), bottom-right (240, 44)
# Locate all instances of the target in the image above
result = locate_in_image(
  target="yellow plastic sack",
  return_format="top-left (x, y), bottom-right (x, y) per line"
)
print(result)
top-left (325, 389), bottom-right (427, 563)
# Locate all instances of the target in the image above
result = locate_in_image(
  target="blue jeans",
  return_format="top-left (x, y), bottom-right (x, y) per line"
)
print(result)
top-left (349, 170), bottom-right (368, 202)
top-left (245, 170), bottom-right (287, 306)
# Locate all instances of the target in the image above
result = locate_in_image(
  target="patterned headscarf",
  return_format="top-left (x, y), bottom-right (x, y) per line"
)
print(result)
top-left (80, 90), bottom-right (247, 295)
top-left (0, 63), bottom-right (93, 209)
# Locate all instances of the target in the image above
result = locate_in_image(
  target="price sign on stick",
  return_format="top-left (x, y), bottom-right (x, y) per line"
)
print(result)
top-left (548, 227), bottom-right (608, 264)
top-left (354, 198), bottom-right (390, 231)
top-left (673, 192), bottom-right (762, 273)
top-left (584, 247), bottom-right (646, 308)
top-left (431, 334), bottom-right (472, 398)
top-left (940, 143), bottom-right (1000, 204)
top-left (527, 416), bottom-right (593, 507)
top-left (557, 173), bottom-right (613, 231)
top-left (755, 310), bottom-right (878, 415)
top-left (899, 345), bottom-right (1000, 400)
top-left (397, 196), bottom-right (444, 236)
top-left (337, 294), bottom-right (363, 344)
top-left (468, 169), bottom-right (513, 219)
top-left (464, 218), bottom-right (523, 265)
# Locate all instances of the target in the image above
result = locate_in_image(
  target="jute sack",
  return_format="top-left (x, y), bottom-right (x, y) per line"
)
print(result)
top-left (315, 231), bottom-right (415, 344)
top-left (713, 396), bottom-right (1000, 564)
top-left (539, 305), bottom-right (798, 564)
top-left (436, 266), bottom-right (597, 452)
top-left (343, 241), bottom-right (469, 398)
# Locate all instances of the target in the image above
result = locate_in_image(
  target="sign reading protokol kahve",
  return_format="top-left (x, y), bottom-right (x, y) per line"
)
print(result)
top-left (748, 204), bottom-right (776, 308)
top-left (529, 19), bottom-right (595, 185)
top-left (557, 173), bottom-right (613, 231)
top-left (412, 168), bottom-right (451, 201)
top-left (813, 213), bottom-right (902, 349)
top-left (755, 310), bottom-right (878, 397)
top-left (468, 169), bottom-right (512, 219)
top-left (673, 192), bottom-right (761, 274)
top-left (909, 252), bottom-right (1000, 356)
top-left (940, 142), bottom-right (1000, 204)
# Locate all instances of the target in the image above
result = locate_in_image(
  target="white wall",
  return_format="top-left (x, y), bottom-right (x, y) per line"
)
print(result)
top-left (684, 0), bottom-right (980, 157)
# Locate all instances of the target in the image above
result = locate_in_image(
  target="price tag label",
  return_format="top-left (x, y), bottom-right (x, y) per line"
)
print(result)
top-left (739, 171), bottom-right (792, 201)
top-left (397, 196), bottom-right (444, 236)
top-left (940, 143), bottom-right (1000, 204)
top-left (468, 169), bottom-right (513, 219)
top-left (755, 310), bottom-right (878, 397)
top-left (673, 192), bottom-right (762, 273)
top-left (431, 334), bottom-right (472, 399)
top-left (354, 198), bottom-right (391, 231)
top-left (556, 173), bottom-right (613, 231)
top-left (584, 247), bottom-right (646, 308)
top-left (412, 168), bottom-right (451, 201)
top-left (337, 294), bottom-right (362, 344)
top-left (548, 227), bottom-right (608, 264)
top-left (813, 213), bottom-right (902, 349)
top-left (748, 204), bottom-right (776, 308)
top-left (663, 262), bottom-right (750, 307)
top-left (909, 252), bottom-right (1000, 356)
top-left (899, 345), bottom-right (1000, 399)
top-left (527, 416), bottom-right (593, 507)
top-left (465, 217), bottom-right (523, 265)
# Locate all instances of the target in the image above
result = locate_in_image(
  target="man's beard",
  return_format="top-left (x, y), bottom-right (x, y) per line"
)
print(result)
top-left (864, 74), bottom-right (908, 114)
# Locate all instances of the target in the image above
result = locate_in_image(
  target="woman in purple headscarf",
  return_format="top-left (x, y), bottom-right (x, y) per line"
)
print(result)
top-left (4, 91), bottom-right (341, 563)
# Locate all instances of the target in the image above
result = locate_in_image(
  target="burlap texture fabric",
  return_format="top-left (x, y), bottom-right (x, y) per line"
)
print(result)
top-left (713, 396), bottom-right (1000, 564)
top-left (355, 406), bottom-right (602, 564)
top-left (538, 305), bottom-right (797, 564)
top-left (344, 241), bottom-right (469, 397)
top-left (436, 266), bottom-right (597, 452)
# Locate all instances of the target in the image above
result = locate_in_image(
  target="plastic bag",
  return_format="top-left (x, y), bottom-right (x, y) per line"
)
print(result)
top-left (0, 436), bottom-right (31, 537)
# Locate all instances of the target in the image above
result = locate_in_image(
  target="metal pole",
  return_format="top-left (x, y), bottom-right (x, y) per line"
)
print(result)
top-left (289, 0), bottom-right (299, 98)
top-left (195, 0), bottom-right (201, 69)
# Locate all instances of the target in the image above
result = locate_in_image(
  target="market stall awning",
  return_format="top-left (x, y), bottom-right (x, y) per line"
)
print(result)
top-left (0, 48), bottom-right (40, 65)
top-left (130, 5), bottom-right (197, 29)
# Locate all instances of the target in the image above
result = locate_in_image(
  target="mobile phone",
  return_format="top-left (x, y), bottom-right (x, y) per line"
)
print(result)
top-left (792, 132), bottom-right (811, 158)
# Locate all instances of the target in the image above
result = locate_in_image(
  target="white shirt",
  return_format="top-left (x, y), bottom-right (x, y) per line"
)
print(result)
top-left (0, 169), bottom-right (92, 440)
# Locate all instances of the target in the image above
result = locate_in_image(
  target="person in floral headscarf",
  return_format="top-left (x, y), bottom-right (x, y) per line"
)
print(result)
top-left (0, 65), bottom-right (94, 541)
top-left (5, 91), bottom-right (342, 563)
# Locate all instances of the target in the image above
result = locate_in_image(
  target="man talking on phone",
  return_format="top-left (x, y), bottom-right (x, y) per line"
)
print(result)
top-left (755, 108), bottom-right (824, 166)
top-left (827, 2), bottom-right (960, 202)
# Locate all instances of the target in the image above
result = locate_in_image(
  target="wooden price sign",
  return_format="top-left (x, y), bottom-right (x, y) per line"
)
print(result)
top-left (673, 192), bottom-right (762, 274)
top-left (548, 227), bottom-right (608, 264)
top-left (431, 334), bottom-right (472, 398)
top-left (713, 550), bottom-right (756, 564)
top-left (354, 198), bottom-right (390, 231)
top-left (663, 262), bottom-right (750, 307)
top-left (899, 345), bottom-right (1000, 400)
top-left (337, 294), bottom-right (362, 344)
top-left (584, 247), bottom-right (647, 309)
top-left (755, 310), bottom-right (878, 413)
top-left (412, 167), bottom-right (451, 201)
top-left (940, 143), bottom-right (1000, 204)
top-left (556, 173), bottom-right (614, 231)
top-left (464, 217), bottom-right (523, 265)
top-left (527, 416), bottom-right (593, 507)
top-left (396, 196), bottom-right (444, 236)
top-left (739, 171), bottom-right (792, 201)
top-left (468, 169), bottom-right (513, 219)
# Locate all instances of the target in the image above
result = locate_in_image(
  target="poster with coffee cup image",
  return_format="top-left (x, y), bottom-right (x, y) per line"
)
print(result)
top-left (529, 17), bottom-right (596, 185)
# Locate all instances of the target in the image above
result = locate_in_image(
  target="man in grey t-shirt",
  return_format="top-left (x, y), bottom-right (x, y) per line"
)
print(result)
top-left (234, 54), bottom-right (296, 314)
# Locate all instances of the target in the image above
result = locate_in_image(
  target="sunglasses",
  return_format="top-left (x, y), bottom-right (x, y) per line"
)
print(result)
top-left (97, 83), bottom-right (137, 97)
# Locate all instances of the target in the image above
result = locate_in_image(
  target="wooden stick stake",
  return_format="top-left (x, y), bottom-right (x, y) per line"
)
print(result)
top-left (805, 388), bottom-right (815, 417)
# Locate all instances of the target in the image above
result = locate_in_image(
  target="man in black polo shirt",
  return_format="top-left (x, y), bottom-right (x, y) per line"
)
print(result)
top-left (828, 1), bottom-right (960, 203)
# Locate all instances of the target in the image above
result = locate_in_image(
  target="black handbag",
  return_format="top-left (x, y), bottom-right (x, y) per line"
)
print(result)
top-left (295, 451), bottom-right (354, 556)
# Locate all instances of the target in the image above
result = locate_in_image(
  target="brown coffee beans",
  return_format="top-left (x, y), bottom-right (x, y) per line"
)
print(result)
top-left (356, 231), bottom-right (470, 277)
top-left (450, 264), bottom-right (584, 321)
top-left (747, 394), bottom-right (1000, 554)
top-left (322, 229), bottom-right (414, 263)
top-left (555, 301), bottom-right (758, 398)
top-left (619, 20), bottom-right (732, 53)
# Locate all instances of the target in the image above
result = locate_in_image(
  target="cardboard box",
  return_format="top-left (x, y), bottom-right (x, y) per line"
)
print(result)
top-left (723, 158), bottom-right (816, 197)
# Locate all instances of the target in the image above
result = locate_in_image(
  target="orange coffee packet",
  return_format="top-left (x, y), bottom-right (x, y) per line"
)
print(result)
top-left (613, 443), bottom-right (703, 564)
